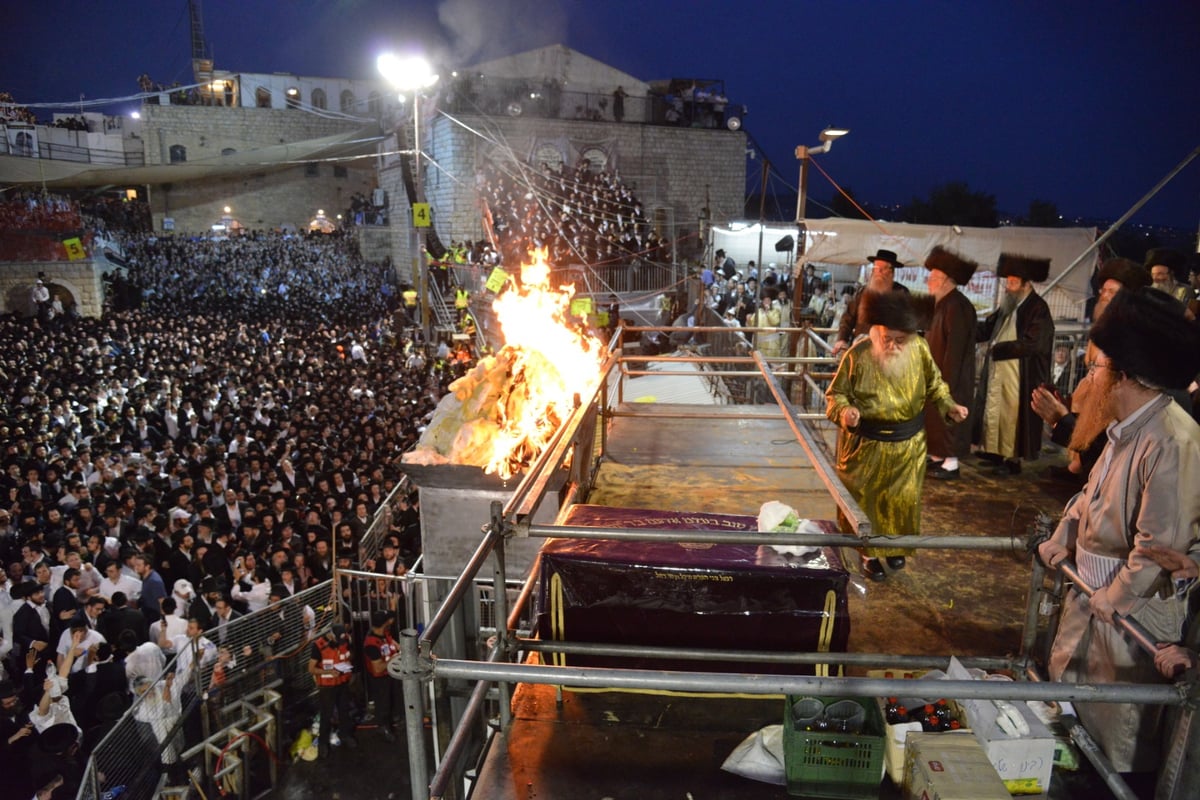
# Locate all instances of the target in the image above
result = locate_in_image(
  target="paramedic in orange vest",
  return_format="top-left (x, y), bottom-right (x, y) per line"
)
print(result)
top-left (308, 623), bottom-right (357, 757)
top-left (362, 610), bottom-right (400, 742)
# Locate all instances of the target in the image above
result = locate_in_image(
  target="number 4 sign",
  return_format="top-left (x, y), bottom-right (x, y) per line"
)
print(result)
top-left (412, 203), bottom-right (431, 228)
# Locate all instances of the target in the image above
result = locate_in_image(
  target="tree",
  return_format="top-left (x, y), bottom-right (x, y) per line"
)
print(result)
top-left (1020, 199), bottom-right (1062, 227)
top-left (901, 182), bottom-right (998, 227)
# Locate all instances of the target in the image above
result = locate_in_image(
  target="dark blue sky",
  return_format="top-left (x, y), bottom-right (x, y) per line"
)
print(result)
top-left (6, 0), bottom-right (1199, 229)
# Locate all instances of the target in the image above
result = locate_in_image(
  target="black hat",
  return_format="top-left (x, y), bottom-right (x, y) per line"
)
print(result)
top-left (200, 576), bottom-right (220, 594)
top-left (997, 253), bottom-right (1051, 283)
top-left (925, 246), bottom-right (977, 286)
top-left (867, 249), bottom-right (904, 268)
top-left (38, 723), bottom-right (78, 756)
top-left (370, 610), bottom-right (392, 628)
top-left (1144, 247), bottom-right (1188, 281)
top-left (1096, 257), bottom-right (1150, 292)
top-left (1090, 288), bottom-right (1200, 390)
top-left (269, 583), bottom-right (288, 599)
top-left (861, 290), bottom-right (919, 332)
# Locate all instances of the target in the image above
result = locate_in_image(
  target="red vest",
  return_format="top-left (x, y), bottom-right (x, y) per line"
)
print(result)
top-left (363, 630), bottom-right (398, 678)
top-left (314, 636), bottom-right (352, 686)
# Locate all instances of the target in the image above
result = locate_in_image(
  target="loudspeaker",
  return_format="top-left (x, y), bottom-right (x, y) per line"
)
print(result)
top-left (774, 235), bottom-right (794, 252)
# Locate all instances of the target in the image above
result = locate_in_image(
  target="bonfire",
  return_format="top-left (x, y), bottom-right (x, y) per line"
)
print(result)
top-left (402, 249), bottom-right (605, 479)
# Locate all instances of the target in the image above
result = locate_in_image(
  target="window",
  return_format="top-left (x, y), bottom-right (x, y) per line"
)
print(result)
top-left (286, 87), bottom-right (301, 109)
top-left (340, 90), bottom-right (356, 114)
top-left (333, 165), bottom-right (348, 179)
top-left (221, 148), bottom-right (237, 156)
top-left (255, 87), bottom-right (272, 108)
top-left (312, 88), bottom-right (327, 110)
top-left (580, 147), bottom-right (608, 172)
top-left (368, 91), bottom-right (382, 115)
top-left (305, 162), bottom-right (319, 177)
top-left (169, 144), bottom-right (187, 163)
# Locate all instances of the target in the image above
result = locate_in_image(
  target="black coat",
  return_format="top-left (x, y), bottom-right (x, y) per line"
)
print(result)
top-left (924, 289), bottom-right (978, 460)
top-left (13, 600), bottom-right (50, 649)
top-left (973, 290), bottom-right (1055, 460)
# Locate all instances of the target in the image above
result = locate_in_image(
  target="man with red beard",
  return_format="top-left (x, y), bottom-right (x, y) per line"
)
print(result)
top-left (1038, 287), bottom-right (1200, 775)
top-left (1030, 257), bottom-right (1149, 483)
top-left (826, 292), bottom-right (968, 581)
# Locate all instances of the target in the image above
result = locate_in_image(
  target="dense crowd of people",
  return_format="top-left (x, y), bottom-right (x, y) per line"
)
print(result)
top-left (0, 218), bottom-right (482, 796)
top-left (479, 158), bottom-right (670, 270)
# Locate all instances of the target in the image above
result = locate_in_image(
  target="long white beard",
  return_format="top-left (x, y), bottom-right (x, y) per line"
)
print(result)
top-left (869, 335), bottom-right (916, 380)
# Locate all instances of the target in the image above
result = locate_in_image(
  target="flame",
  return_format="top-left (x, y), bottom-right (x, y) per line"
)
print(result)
top-left (484, 248), bottom-right (604, 477)
top-left (402, 248), bottom-right (605, 480)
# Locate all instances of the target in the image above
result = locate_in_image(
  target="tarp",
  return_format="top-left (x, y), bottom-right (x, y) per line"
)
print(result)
top-left (0, 125), bottom-right (383, 188)
top-left (712, 219), bottom-right (1098, 321)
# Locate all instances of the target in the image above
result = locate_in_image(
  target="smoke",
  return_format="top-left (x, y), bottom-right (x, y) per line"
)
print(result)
top-left (437, 0), bottom-right (568, 65)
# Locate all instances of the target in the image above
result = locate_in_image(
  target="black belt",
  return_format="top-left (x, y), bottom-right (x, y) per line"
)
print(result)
top-left (854, 415), bottom-right (923, 442)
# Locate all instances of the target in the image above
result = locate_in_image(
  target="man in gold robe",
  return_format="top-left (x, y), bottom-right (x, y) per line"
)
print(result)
top-left (826, 292), bottom-right (968, 581)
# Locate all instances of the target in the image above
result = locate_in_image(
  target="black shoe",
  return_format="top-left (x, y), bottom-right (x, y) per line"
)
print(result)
top-left (381, 727), bottom-right (396, 743)
top-left (976, 452), bottom-right (1003, 464)
top-left (861, 556), bottom-right (887, 582)
top-left (886, 556), bottom-right (907, 571)
top-left (928, 465), bottom-right (960, 480)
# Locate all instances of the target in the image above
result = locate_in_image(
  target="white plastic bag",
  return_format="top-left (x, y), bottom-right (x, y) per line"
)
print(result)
top-left (720, 724), bottom-right (786, 785)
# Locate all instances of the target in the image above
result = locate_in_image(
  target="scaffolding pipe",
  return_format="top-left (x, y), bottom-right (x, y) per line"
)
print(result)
top-left (400, 629), bottom-right (430, 800)
top-left (517, 639), bottom-right (1014, 671)
top-left (522, 522), bottom-right (1027, 552)
top-left (431, 659), bottom-right (1183, 706)
top-left (1061, 714), bottom-right (1139, 800)
top-left (1058, 560), bottom-right (1160, 657)
top-left (428, 645), bottom-right (502, 800)
top-left (489, 501), bottom-right (513, 730)
top-left (420, 524), bottom-right (500, 646)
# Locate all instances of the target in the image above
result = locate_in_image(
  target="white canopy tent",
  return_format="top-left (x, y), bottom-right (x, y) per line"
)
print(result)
top-left (712, 219), bottom-right (1098, 321)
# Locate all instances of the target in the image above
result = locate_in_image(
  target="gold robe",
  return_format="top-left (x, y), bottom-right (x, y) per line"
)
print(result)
top-left (826, 336), bottom-right (958, 555)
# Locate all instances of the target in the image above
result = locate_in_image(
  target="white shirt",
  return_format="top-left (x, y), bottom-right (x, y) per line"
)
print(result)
top-left (98, 574), bottom-right (143, 601)
top-left (170, 634), bottom-right (216, 691)
top-left (56, 627), bottom-right (107, 672)
top-left (150, 614), bottom-right (189, 654)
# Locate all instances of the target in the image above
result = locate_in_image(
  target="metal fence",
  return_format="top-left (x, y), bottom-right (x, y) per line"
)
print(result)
top-left (78, 582), bottom-right (336, 800)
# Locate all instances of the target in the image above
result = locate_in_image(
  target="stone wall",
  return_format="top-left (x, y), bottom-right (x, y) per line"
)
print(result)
top-left (377, 115), bottom-right (746, 281)
top-left (0, 261), bottom-right (106, 318)
top-left (140, 106), bottom-right (376, 234)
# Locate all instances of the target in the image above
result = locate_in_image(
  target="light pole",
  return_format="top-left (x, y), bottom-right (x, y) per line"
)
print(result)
top-left (378, 53), bottom-right (439, 340)
top-left (792, 127), bottom-right (849, 315)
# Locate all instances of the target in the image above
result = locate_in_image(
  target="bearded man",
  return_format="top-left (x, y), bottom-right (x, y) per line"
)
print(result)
top-left (1038, 287), bottom-right (1200, 774)
top-left (974, 253), bottom-right (1055, 475)
top-left (826, 292), bottom-right (968, 581)
top-left (831, 249), bottom-right (911, 358)
top-left (1031, 257), bottom-right (1150, 482)
top-left (922, 246), bottom-right (979, 480)
top-left (1146, 247), bottom-right (1194, 317)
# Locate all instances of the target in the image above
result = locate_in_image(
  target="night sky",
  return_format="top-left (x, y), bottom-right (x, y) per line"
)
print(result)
top-left (6, 0), bottom-right (1199, 230)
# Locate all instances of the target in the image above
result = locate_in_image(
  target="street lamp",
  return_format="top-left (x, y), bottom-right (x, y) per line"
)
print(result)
top-left (792, 126), bottom-right (849, 303)
top-left (377, 53), bottom-right (439, 339)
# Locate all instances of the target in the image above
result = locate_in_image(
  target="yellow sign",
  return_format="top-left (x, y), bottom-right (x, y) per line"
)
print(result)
top-left (63, 237), bottom-right (86, 260)
top-left (570, 297), bottom-right (594, 317)
top-left (412, 203), bottom-right (431, 228)
top-left (484, 267), bottom-right (509, 293)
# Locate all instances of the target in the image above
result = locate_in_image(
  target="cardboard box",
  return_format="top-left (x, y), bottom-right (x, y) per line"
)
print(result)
top-left (945, 659), bottom-right (1056, 794)
top-left (869, 670), bottom-right (969, 786)
top-left (904, 733), bottom-right (1011, 800)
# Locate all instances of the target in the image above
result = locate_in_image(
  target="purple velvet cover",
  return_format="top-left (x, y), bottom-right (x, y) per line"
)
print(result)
top-left (536, 505), bottom-right (850, 674)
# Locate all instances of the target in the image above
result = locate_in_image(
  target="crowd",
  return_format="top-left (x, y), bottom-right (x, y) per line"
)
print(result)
top-left (0, 222), bottom-right (481, 797)
top-left (479, 158), bottom-right (670, 270)
top-left (0, 192), bottom-right (84, 233)
top-left (0, 91), bottom-right (38, 126)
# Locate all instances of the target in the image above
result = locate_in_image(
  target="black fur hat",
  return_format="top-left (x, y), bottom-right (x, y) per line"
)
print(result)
top-left (925, 246), bottom-right (978, 286)
top-left (1144, 248), bottom-right (1188, 281)
top-left (1096, 257), bottom-right (1149, 291)
top-left (997, 253), bottom-right (1051, 283)
top-left (1090, 288), bottom-right (1200, 390)
top-left (861, 290), bottom-right (919, 332)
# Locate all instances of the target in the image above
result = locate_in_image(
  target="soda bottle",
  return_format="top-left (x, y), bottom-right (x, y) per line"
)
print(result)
top-left (884, 697), bottom-right (902, 724)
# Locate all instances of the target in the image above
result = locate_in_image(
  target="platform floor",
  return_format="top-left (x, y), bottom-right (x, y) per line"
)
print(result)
top-left (278, 402), bottom-right (1140, 799)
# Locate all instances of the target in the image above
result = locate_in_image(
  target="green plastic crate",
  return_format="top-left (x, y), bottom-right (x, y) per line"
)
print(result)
top-left (783, 695), bottom-right (885, 799)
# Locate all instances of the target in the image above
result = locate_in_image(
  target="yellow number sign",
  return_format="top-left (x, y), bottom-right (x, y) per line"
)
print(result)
top-left (63, 237), bottom-right (86, 260)
top-left (412, 203), bottom-right (431, 228)
top-left (485, 267), bottom-right (509, 293)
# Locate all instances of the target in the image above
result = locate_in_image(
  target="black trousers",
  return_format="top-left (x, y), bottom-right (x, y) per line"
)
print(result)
top-left (317, 682), bottom-right (355, 746)
top-left (368, 673), bottom-right (398, 728)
